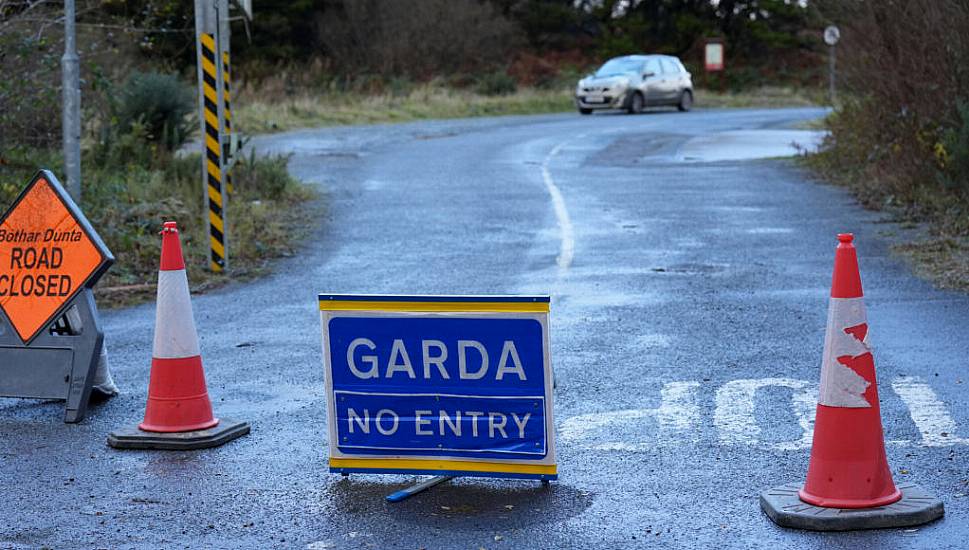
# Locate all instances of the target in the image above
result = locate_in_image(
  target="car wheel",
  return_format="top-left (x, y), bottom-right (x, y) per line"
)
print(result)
top-left (626, 92), bottom-right (644, 115)
top-left (579, 108), bottom-right (593, 115)
top-left (677, 90), bottom-right (693, 112)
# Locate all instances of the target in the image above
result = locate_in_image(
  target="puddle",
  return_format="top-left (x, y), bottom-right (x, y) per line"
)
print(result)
top-left (677, 130), bottom-right (826, 162)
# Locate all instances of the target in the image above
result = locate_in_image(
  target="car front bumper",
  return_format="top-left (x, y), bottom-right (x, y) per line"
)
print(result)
top-left (575, 90), bottom-right (628, 110)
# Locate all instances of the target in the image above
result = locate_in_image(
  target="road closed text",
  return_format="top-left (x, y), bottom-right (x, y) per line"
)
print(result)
top-left (0, 246), bottom-right (75, 297)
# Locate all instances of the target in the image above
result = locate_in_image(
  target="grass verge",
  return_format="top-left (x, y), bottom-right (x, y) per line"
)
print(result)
top-left (893, 237), bottom-right (969, 292)
top-left (0, 148), bottom-right (319, 307)
top-left (694, 86), bottom-right (822, 110)
top-left (804, 139), bottom-right (969, 292)
top-left (237, 84), bottom-right (821, 133)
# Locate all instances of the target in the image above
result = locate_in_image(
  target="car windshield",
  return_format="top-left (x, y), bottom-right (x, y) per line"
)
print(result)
top-left (595, 58), bottom-right (642, 77)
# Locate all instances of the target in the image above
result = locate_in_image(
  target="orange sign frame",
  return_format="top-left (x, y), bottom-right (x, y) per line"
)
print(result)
top-left (0, 171), bottom-right (113, 344)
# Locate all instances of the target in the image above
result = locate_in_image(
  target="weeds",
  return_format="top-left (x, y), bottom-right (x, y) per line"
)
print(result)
top-left (475, 72), bottom-right (518, 96)
top-left (0, 146), bottom-right (318, 307)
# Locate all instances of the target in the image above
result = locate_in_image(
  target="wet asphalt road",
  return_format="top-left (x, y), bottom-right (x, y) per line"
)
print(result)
top-left (3, 107), bottom-right (969, 549)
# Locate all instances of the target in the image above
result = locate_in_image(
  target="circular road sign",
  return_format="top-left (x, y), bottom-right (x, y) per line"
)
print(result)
top-left (824, 25), bottom-right (840, 46)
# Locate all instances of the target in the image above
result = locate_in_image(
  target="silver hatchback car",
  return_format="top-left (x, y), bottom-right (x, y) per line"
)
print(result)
top-left (575, 54), bottom-right (694, 114)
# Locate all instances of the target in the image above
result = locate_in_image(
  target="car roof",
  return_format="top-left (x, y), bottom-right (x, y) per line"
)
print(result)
top-left (611, 54), bottom-right (678, 62)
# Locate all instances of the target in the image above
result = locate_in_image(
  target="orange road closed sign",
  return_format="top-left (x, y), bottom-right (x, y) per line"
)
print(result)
top-left (0, 171), bottom-right (113, 344)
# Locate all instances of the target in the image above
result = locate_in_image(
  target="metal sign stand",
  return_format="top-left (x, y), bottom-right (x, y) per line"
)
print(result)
top-left (382, 475), bottom-right (552, 503)
top-left (0, 288), bottom-right (105, 423)
top-left (385, 475), bottom-right (455, 503)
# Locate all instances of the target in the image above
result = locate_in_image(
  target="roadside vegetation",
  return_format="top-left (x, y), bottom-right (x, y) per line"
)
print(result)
top-left (239, 81), bottom-right (819, 135)
top-left (809, 1), bottom-right (969, 291)
top-left (1, 147), bottom-right (316, 307)
top-left (0, 67), bottom-right (317, 307)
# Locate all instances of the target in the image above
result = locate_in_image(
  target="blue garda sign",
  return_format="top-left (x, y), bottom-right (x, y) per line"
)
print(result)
top-left (319, 295), bottom-right (556, 480)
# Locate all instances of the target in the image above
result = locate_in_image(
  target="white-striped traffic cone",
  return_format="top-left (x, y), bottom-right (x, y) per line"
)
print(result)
top-left (760, 233), bottom-right (943, 530)
top-left (108, 222), bottom-right (248, 450)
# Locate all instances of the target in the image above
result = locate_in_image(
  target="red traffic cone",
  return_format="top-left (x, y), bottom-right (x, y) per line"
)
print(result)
top-left (799, 233), bottom-right (899, 508)
top-left (760, 233), bottom-right (943, 530)
top-left (108, 222), bottom-right (248, 450)
top-left (140, 221), bottom-right (218, 432)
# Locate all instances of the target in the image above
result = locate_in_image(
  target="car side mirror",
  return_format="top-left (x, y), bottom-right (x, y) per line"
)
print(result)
top-left (643, 71), bottom-right (655, 78)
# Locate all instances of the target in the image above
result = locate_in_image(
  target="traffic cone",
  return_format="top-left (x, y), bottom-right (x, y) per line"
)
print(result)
top-left (760, 233), bottom-right (943, 530)
top-left (108, 222), bottom-right (249, 450)
top-left (799, 232), bottom-right (899, 508)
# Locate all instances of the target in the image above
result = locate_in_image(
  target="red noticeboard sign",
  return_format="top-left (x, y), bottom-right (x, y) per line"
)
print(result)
top-left (0, 171), bottom-right (113, 344)
top-left (705, 41), bottom-right (725, 72)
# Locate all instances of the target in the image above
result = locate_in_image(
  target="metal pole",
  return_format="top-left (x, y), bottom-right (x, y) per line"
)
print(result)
top-left (217, 0), bottom-right (233, 193)
top-left (62, 0), bottom-right (81, 200)
top-left (829, 44), bottom-right (836, 106)
top-left (194, 0), bottom-right (228, 272)
top-left (214, 0), bottom-right (229, 260)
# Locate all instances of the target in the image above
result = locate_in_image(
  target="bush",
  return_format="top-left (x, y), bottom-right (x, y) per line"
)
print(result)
top-left (937, 101), bottom-right (969, 194)
top-left (814, 0), bottom-right (969, 217)
top-left (317, 0), bottom-right (522, 78)
top-left (117, 72), bottom-right (195, 151)
top-left (476, 72), bottom-right (517, 96)
top-left (0, 30), bottom-right (63, 150)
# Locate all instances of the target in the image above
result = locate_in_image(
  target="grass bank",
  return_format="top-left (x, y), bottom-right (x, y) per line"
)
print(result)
top-left (807, 145), bottom-right (969, 292)
top-left (805, 103), bottom-right (969, 293)
top-left (0, 149), bottom-right (319, 307)
top-left (236, 84), bottom-right (820, 134)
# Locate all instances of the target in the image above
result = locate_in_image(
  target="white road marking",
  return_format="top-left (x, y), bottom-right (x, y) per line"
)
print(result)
top-left (714, 378), bottom-right (816, 450)
top-left (892, 377), bottom-right (969, 447)
top-left (558, 381), bottom-right (700, 451)
top-left (541, 140), bottom-right (576, 272)
top-left (562, 376), bottom-right (969, 452)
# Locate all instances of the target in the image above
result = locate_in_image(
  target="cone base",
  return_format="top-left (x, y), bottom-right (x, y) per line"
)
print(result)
top-left (138, 417), bottom-right (219, 433)
top-left (760, 482), bottom-right (943, 531)
top-left (108, 417), bottom-right (250, 451)
top-left (798, 487), bottom-right (901, 509)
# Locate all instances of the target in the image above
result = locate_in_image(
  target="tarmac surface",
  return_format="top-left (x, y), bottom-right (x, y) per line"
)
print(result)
top-left (2, 107), bottom-right (969, 549)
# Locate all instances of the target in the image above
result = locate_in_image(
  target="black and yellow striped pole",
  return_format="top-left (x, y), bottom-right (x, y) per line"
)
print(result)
top-left (194, 0), bottom-right (230, 273)
top-left (199, 32), bottom-right (226, 272)
top-left (222, 50), bottom-right (234, 195)
top-left (194, 0), bottom-right (240, 272)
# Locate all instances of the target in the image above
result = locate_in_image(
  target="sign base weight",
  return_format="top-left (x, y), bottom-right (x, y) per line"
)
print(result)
top-left (761, 482), bottom-right (943, 531)
top-left (108, 418), bottom-right (250, 450)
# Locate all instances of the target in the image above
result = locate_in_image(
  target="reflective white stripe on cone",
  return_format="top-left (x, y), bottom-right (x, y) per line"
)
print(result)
top-left (152, 269), bottom-right (201, 359)
top-left (818, 297), bottom-right (871, 408)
